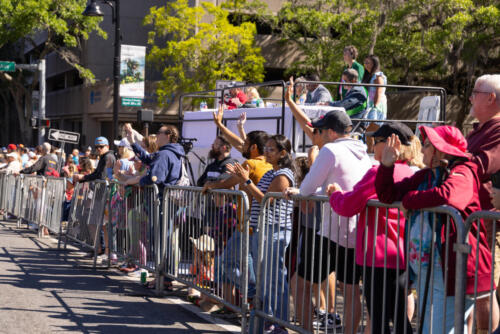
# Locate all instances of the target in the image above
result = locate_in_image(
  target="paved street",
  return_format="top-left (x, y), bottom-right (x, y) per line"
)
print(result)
top-left (0, 219), bottom-right (238, 334)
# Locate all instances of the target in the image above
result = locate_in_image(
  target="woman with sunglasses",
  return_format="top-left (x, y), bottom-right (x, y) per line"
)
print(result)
top-left (327, 122), bottom-right (418, 333)
top-left (227, 134), bottom-right (295, 334)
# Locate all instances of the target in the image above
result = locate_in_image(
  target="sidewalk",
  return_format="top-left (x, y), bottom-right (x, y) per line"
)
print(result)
top-left (0, 219), bottom-right (238, 333)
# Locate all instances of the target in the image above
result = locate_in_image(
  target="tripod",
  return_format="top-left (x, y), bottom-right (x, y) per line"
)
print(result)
top-left (180, 139), bottom-right (205, 186)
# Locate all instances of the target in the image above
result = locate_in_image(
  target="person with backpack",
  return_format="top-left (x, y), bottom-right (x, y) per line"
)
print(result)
top-left (125, 123), bottom-right (186, 290)
top-left (375, 125), bottom-right (493, 334)
top-left (124, 124), bottom-right (185, 191)
top-left (20, 142), bottom-right (59, 177)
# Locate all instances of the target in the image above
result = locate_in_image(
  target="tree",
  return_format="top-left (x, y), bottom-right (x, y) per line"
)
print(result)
top-left (0, 0), bottom-right (105, 144)
top-left (270, 0), bottom-right (500, 127)
top-left (144, 0), bottom-right (265, 108)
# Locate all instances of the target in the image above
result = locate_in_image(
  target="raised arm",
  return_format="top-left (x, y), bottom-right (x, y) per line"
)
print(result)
top-left (237, 112), bottom-right (247, 141)
top-left (212, 105), bottom-right (245, 152)
top-left (285, 77), bottom-right (314, 140)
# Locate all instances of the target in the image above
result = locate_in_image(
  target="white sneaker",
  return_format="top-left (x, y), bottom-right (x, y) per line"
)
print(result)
top-left (129, 268), bottom-right (149, 278)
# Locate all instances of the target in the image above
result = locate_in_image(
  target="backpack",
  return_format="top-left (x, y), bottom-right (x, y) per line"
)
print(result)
top-left (175, 155), bottom-right (191, 187)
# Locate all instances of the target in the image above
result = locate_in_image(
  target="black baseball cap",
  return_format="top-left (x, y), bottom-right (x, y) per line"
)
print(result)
top-left (492, 170), bottom-right (500, 189)
top-left (310, 110), bottom-right (352, 134)
top-left (367, 122), bottom-right (414, 145)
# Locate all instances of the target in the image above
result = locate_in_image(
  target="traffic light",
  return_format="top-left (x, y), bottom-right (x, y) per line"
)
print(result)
top-left (39, 118), bottom-right (50, 128)
top-left (31, 118), bottom-right (50, 128)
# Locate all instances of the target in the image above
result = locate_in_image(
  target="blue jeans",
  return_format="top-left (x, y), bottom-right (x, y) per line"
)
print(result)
top-left (217, 231), bottom-right (256, 296)
top-left (417, 262), bottom-right (474, 334)
top-left (250, 227), bottom-right (291, 332)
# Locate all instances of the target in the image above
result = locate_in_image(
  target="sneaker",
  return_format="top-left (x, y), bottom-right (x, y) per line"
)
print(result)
top-left (97, 254), bottom-right (108, 263)
top-left (313, 311), bottom-right (342, 331)
top-left (264, 324), bottom-right (288, 334)
top-left (129, 268), bottom-right (149, 278)
top-left (109, 253), bottom-right (118, 265)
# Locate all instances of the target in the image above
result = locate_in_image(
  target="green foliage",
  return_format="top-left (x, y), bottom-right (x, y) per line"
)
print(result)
top-left (0, 0), bottom-right (106, 82)
top-left (268, 0), bottom-right (500, 125)
top-left (144, 0), bottom-right (265, 106)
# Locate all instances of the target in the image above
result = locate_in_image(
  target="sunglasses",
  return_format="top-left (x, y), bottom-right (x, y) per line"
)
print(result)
top-left (374, 138), bottom-right (387, 145)
top-left (95, 145), bottom-right (106, 149)
top-left (313, 128), bottom-right (327, 134)
top-left (492, 172), bottom-right (500, 189)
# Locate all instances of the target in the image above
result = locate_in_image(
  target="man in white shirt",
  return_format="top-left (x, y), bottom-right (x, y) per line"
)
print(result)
top-left (285, 110), bottom-right (371, 333)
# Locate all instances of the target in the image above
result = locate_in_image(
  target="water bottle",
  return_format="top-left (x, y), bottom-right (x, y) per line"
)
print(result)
top-left (200, 101), bottom-right (207, 110)
top-left (251, 98), bottom-right (258, 107)
top-left (299, 96), bottom-right (305, 105)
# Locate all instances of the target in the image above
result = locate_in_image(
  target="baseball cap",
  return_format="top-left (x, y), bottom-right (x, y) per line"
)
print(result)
top-left (367, 122), bottom-right (414, 145)
top-left (309, 110), bottom-right (352, 134)
top-left (7, 144), bottom-right (16, 150)
top-left (95, 137), bottom-right (109, 146)
top-left (113, 138), bottom-right (131, 149)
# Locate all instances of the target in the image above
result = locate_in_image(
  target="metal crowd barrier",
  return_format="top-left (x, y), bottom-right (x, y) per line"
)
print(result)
top-left (108, 182), bottom-right (160, 276)
top-left (18, 175), bottom-right (46, 235)
top-left (40, 177), bottom-right (66, 236)
top-left (0, 172), bottom-right (9, 215)
top-left (160, 185), bottom-right (251, 327)
top-left (64, 180), bottom-right (109, 267)
top-left (463, 210), bottom-right (500, 334)
top-left (250, 192), bottom-right (469, 334)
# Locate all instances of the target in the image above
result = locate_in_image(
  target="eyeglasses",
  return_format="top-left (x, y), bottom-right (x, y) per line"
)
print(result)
top-left (470, 90), bottom-right (492, 98)
top-left (313, 128), bottom-right (327, 134)
top-left (374, 138), bottom-right (387, 145)
top-left (95, 145), bottom-right (105, 149)
top-left (263, 146), bottom-right (277, 153)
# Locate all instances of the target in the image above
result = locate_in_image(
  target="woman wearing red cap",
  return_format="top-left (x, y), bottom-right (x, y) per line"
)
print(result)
top-left (375, 125), bottom-right (494, 333)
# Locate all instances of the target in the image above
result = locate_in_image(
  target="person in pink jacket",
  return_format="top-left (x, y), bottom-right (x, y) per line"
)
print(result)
top-left (375, 125), bottom-right (493, 334)
top-left (328, 122), bottom-right (417, 333)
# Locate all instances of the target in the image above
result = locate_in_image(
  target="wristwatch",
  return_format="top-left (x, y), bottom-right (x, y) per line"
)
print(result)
top-left (245, 179), bottom-right (252, 186)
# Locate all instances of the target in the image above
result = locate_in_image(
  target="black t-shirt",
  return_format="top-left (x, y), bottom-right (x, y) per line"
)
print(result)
top-left (196, 156), bottom-right (236, 187)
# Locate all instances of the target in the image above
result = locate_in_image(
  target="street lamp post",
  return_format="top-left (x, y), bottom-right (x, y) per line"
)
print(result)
top-left (83, 0), bottom-right (121, 144)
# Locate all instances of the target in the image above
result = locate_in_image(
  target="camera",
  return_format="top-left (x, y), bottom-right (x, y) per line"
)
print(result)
top-left (179, 137), bottom-right (197, 154)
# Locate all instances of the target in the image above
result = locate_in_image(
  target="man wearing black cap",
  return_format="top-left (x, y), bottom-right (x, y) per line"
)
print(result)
top-left (285, 109), bottom-right (371, 333)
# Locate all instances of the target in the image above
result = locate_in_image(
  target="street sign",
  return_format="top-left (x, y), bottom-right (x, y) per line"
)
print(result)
top-left (48, 128), bottom-right (80, 144)
top-left (122, 97), bottom-right (142, 106)
top-left (0, 61), bottom-right (15, 72)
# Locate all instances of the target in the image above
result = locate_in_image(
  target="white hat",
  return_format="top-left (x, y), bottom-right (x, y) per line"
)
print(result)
top-left (113, 138), bottom-right (131, 149)
top-left (190, 235), bottom-right (215, 252)
top-left (28, 152), bottom-right (36, 158)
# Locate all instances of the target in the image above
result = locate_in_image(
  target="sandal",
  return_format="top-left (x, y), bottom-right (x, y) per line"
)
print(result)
top-left (144, 279), bottom-right (174, 291)
top-left (211, 306), bottom-right (238, 318)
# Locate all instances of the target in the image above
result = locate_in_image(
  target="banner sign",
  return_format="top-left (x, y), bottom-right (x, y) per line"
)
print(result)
top-left (120, 45), bottom-right (146, 98)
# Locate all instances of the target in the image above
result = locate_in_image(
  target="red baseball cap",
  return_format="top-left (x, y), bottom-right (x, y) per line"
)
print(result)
top-left (419, 125), bottom-right (469, 159)
top-left (7, 144), bottom-right (16, 150)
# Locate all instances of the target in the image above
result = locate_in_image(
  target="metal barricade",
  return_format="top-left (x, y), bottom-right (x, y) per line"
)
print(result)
top-left (108, 181), bottom-right (159, 274)
top-left (64, 180), bottom-right (109, 267)
top-left (463, 210), bottom-right (500, 334)
top-left (160, 185), bottom-right (250, 327)
top-left (18, 175), bottom-right (46, 234)
top-left (0, 172), bottom-right (8, 213)
top-left (1, 173), bottom-right (22, 219)
top-left (40, 177), bottom-right (66, 235)
top-left (251, 193), bottom-right (468, 334)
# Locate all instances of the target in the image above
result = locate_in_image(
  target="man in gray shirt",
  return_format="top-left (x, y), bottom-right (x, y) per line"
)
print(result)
top-left (305, 73), bottom-right (333, 104)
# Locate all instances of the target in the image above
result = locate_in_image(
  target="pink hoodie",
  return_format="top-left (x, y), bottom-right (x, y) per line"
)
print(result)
top-left (330, 162), bottom-right (414, 269)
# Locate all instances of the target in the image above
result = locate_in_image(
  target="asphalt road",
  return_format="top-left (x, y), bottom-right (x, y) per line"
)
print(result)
top-left (0, 219), bottom-right (238, 334)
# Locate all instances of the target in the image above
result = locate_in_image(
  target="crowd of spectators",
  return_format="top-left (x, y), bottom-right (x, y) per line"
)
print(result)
top-left (2, 48), bottom-right (500, 334)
